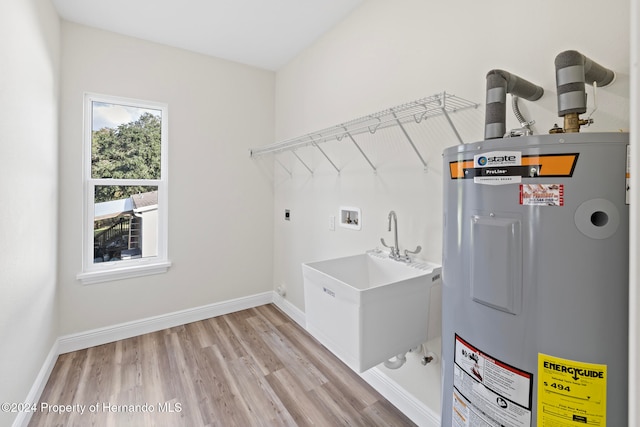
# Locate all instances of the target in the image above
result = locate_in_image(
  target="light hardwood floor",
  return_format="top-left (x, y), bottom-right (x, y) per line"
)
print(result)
top-left (28, 304), bottom-right (416, 426)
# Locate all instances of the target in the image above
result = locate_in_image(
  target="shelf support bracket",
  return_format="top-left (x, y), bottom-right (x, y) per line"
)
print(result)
top-left (393, 112), bottom-right (428, 170)
top-left (275, 157), bottom-right (292, 177)
top-left (440, 93), bottom-right (465, 145)
top-left (291, 150), bottom-right (313, 175)
top-left (345, 130), bottom-right (377, 173)
top-left (311, 137), bottom-right (340, 174)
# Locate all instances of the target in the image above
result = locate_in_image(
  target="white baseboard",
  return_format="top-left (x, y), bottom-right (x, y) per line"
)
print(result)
top-left (360, 368), bottom-right (440, 427)
top-left (271, 292), bottom-right (306, 328)
top-left (57, 291), bottom-right (272, 354)
top-left (17, 291), bottom-right (439, 427)
top-left (12, 341), bottom-right (60, 427)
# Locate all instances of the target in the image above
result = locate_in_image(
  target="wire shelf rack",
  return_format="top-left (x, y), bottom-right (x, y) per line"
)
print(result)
top-left (250, 91), bottom-right (478, 174)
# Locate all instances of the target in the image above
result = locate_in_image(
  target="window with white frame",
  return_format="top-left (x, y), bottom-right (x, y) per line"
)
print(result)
top-left (77, 93), bottom-right (170, 285)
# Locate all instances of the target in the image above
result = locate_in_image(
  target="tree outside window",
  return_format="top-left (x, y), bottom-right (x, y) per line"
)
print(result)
top-left (79, 94), bottom-right (169, 284)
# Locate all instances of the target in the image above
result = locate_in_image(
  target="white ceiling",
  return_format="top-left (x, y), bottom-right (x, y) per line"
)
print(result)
top-left (51, 0), bottom-right (363, 71)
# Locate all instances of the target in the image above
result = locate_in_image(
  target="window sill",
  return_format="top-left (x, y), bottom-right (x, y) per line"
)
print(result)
top-left (77, 260), bottom-right (172, 285)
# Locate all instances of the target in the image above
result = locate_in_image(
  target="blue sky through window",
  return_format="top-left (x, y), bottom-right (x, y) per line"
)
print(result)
top-left (92, 101), bottom-right (162, 131)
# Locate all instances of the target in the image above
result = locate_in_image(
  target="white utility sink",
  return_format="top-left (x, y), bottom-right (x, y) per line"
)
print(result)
top-left (302, 250), bottom-right (441, 372)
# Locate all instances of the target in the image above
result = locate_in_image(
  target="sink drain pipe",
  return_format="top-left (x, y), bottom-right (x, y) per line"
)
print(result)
top-left (383, 345), bottom-right (437, 369)
top-left (383, 353), bottom-right (407, 369)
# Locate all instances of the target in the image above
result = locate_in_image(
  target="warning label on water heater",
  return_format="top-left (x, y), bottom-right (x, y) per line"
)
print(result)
top-left (538, 353), bottom-right (607, 426)
top-left (452, 335), bottom-right (532, 427)
top-left (520, 184), bottom-right (564, 206)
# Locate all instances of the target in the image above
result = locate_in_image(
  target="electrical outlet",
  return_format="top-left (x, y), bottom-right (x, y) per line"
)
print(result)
top-left (329, 215), bottom-right (335, 231)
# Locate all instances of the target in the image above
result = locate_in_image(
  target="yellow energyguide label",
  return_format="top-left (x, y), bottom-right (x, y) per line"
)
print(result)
top-left (538, 353), bottom-right (607, 426)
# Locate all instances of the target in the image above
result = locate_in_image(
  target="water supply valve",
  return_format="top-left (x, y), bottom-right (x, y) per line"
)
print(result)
top-left (553, 50), bottom-right (614, 133)
top-left (421, 351), bottom-right (438, 365)
top-left (563, 113), bottom-right (594, 133)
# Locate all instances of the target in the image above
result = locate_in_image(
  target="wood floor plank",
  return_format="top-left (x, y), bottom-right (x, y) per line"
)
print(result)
top-left (205, 315), bottom-right (245, 360)
top-left (246, 314), bottom-right (328, 391)
top-left (362, 399), bottom-right (417, 426)
top-left (224, 310), bottom-right (284, 376)
top-left (266, 367), bottom-right (334, 427)
top-left (173, 329), bottom-right (207, 418)
top-left (185, 320), bottom-right (215, 349)
top-left (163, 331), bottom-right (207, 427)
top-left (29, 304), bottom-right (416, 427)
top-left (200, 344), bottom-right (256, 427)
top-left (138, 332), bottom-right (165, 407)
top-left (313, 380), bottom-right (372, 426)
top-left (228, 355), bottom-right (297, 426)
top-left (275, 321), bottom-right (381, 407)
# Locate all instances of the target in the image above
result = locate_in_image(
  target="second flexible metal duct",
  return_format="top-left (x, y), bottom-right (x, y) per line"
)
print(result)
top-left (554, 50), bottom-right (615, 132)
top-left (485, 70), bottom-right (544, 139)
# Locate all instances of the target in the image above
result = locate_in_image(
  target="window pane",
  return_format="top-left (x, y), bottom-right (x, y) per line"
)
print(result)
top-left (94, 186), bottom-right (159, 263)
top-left (91, 101), bottom-right (162, 179)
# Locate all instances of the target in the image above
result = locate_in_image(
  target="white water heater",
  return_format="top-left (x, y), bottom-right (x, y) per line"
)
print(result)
top-left (441, 132), bottom-right (629, 426)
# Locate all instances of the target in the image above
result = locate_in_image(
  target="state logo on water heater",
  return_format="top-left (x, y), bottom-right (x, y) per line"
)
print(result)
top-left (474, 151), bottom-right (522, 168)
top-left (472, 151), bottom-right (523, 185)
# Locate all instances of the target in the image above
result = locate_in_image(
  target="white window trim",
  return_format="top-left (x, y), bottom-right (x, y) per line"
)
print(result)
top-left (77, 93), bottom-right (171, 285)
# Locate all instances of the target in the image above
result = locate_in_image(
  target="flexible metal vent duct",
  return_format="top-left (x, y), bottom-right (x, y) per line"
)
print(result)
top-left (555, 50), bottom-right (615, 132)
top-left (484, 70), bottom-right (544, 139)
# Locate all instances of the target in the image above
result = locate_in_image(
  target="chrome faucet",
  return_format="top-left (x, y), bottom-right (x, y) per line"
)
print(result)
top-left (381, 211), bottom-right (400, 259)
top-left (380, 210), bottom-right (421, 262)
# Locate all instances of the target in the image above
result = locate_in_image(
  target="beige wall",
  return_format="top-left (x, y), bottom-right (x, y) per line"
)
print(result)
top-left (0, 0), bottom-right (60, 425)
top-left (57, 22), bottom-right (276, 334)
top-left (273, 0), bottom-right (630, 415)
